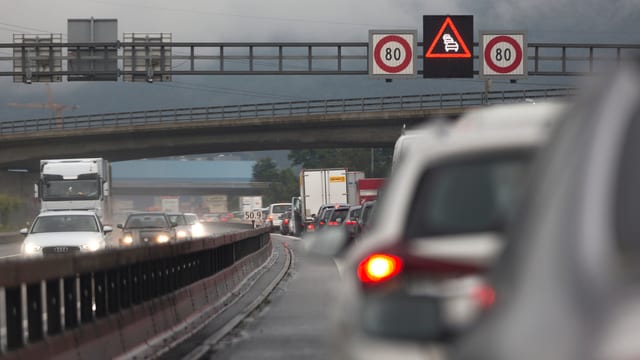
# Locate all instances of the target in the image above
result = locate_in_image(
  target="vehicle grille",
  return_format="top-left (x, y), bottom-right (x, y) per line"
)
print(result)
top-left (42, 246), bottom-right (80, 255)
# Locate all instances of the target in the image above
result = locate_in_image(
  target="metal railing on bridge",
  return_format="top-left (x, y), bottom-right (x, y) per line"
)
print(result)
top-left (0, 88), bottom-right (575, 135)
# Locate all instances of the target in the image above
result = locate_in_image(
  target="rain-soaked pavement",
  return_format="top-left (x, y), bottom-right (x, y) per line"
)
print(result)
top-left (157, 233), bottom-right (342, 360)
top-left (208, 234), bottom-right (341, 360)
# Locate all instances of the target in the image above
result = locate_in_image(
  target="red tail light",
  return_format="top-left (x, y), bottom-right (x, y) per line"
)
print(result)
top-left (307, 224), bottom-right (315, 231)
top-left (284, 219), bottom-right (289, 225)
top-left (319, 220), bottom-right (326, 225)
top-left (344, 220), bottom-right (356, 225)
top-left (268, 215), bottom-right (273, 221)
top-left (357, 253), bottom-right (403, 284)
top-left (472, 284), bottom-right (496, 309)
top-left (328, 221), bottom-right (339, 226)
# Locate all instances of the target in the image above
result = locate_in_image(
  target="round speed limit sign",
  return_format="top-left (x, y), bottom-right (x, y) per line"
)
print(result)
top-left (480, 33), bottom-right (527, 78)
top-left (369, 30), bottom-right (417, 78)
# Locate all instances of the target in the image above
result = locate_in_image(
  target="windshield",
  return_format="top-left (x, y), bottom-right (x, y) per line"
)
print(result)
top-left (31, 214), bottom-right (99, 233)
top-left (125, 214), bottom-right (170, 229)
top-left (42, 179), bottom-right (101, 201)
top-left (167, 214), bottom-right (187, 225)
top-left (405, 151), bottom-right (531, 237)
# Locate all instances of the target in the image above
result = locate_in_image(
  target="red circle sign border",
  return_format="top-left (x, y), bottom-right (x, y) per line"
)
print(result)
top-left (373, 35), bottom-right (413, 74)
top-left (484, 35), bottom-right (523, 74)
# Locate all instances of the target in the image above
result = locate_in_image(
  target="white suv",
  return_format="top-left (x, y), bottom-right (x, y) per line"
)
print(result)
top-left (323, 102), bottom-right (565, 359)
top-left (266, 203), bottom-right (291, 232)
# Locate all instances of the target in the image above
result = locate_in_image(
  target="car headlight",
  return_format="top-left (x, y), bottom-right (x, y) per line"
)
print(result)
top-left (23, 242), bottom-right (42, 255)
top-left (177, 230), bottom-right (188, 239)
top-left (121, 234), bottom-right (133, 245)
top-left (81, 240), bottom-right (102, 252)
top-left (191, 224), bottom-right (205, 237)
top-left (156, 234), bottom-right (170, 243)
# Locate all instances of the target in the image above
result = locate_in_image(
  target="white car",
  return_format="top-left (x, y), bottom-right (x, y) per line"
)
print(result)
top-left (21, 210), bottom-right (112, 256)
top-left (311, 101), bottom-right (565, 360)
top-left (266, 203), bottom-right (291, 232)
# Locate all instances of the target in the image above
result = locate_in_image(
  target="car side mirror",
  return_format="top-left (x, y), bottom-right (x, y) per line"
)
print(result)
top-left (117, 224), bottom-right (123, 229)
top-left (103, 226), bottom-right (113, 234)
top-left (19, 228), bottom-right (28, 236)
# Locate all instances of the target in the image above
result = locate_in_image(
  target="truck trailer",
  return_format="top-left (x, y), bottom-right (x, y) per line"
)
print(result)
top-left (300, 168), bottom-right (348, 223)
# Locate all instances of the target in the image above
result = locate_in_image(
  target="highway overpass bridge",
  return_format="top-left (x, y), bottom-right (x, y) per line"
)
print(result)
top-left (0, 88), bottom-right (573, 170)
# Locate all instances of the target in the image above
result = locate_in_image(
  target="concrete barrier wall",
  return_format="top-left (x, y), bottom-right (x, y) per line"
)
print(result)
top-left (0, 228), bottom-right (271, 360)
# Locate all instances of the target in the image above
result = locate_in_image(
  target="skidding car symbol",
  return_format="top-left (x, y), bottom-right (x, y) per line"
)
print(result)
top-left (442, 33), bottom-right (459, 52)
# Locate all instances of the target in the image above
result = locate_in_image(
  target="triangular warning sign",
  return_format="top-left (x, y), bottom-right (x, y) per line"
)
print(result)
top-left (425, 17), bottom-right (471, 58)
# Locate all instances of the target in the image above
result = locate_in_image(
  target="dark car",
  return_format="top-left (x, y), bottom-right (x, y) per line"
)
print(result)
top-left (118, 212), bottom-right (177, 246)
top-left (309, 203), bottom-right (348, 232)
top-left (355, 200), bottom-right (376, 236)
top-left (324, 206), bottom-right (350, 229)
top-left (343, 205), bottom-right (362, 241)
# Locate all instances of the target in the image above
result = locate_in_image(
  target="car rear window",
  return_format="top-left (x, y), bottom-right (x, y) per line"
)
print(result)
top-left (330, 208), bottom-right (349, 222)
top-left (271, 205), bottom-right (290, 213)
top-left (405, 151), bottom-right (531, 238)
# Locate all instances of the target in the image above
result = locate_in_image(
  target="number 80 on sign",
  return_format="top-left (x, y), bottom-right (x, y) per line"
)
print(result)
top-left (480, 32), bottom-right (528, 78)
top-left (369, 30), bottom-right (417, 78)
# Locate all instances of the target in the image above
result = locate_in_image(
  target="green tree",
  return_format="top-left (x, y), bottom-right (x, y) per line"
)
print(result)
top-left (288, 148), bottom-right (393, 177)
top-left (252, 158), bottom-right (299, 205)
top-left (0, 194), bottom-right (22, 231)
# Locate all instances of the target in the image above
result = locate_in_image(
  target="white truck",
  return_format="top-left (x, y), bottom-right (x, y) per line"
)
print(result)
top-left (299, 168), bottom-right (349, 228)
top-left (36, 158), bottom-right (113, 224)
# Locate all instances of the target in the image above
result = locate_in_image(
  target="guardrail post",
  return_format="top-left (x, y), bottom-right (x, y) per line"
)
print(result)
top-left (46, 279), bottom-right (62, 335)
top-left (158, 260), bottom-right (167, 295)
top-left (80, 274), bottom-right (93, 323)
top-left (94, 271), bottom-right (107, 318)
top-left (6, 286), bottom-right (23, 350)
top-left (120, 266), bottom-right (131, 309)
top-left (107, 269), bottom-right (120, 314)
top-left (142, 262), bottom-right (153, 301)
top-left (168, 258), bottom-right (177, 292)
top-left (131, 264), bottom-right (142, 305)
top-left (27, 282), bottom-right (43, 342)
top-left (63, 276), bottom-right (78, 329)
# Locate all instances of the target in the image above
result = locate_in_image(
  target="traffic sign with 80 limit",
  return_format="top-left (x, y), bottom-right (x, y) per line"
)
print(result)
top-left (480, 32), bottom-right (527, 78)
top-left (369, 30), bottom-right (417, 78)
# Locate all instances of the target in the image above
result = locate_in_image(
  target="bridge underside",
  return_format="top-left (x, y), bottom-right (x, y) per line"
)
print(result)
top-left (0, 107), bottom-right (464, 170)
top-left (112, 181), bottom-right (268, 196)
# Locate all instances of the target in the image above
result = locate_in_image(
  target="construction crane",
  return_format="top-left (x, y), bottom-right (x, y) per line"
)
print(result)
top-left (7, 83), bottom-right (79, 127)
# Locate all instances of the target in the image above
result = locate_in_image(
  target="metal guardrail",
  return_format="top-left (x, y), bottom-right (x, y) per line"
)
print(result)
top-left (0, 227), bottom-right (270, 355)
top-left (0, 88), bottom-right (575, 135)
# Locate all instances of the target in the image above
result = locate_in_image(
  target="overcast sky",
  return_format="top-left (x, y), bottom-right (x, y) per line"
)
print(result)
top-left (1, 0), bottom-right (639, 119)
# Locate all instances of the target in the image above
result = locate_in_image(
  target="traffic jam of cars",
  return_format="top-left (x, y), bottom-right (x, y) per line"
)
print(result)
top-left (294, 63), bottom-right (640, 359)
top-left (14, 61), bottom-right (640, 359)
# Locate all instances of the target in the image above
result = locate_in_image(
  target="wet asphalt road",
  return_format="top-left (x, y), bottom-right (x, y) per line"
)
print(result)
top-left (206, 233), bottom-right (341, 360)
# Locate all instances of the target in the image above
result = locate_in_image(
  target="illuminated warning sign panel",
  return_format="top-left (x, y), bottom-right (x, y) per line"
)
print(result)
top-left (423, 15), bottom-right (473, 78)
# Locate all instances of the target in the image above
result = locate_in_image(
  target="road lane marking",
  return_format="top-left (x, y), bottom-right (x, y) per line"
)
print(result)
top-left (0, 254), bottom-right (21, 259)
